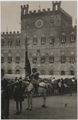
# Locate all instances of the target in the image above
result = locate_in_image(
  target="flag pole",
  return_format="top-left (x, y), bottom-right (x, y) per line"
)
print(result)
top-left (25, 36), bottom-right (31, 79)
top-left (25, 37), bottom-right (27, 79)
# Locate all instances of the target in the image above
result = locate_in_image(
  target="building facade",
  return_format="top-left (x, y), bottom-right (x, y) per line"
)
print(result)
top-left (1, 31), bottom-right (25, 76)
top-left (1, 1), bottom-right (77, 76)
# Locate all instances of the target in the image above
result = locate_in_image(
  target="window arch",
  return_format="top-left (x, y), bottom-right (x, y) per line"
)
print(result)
top-left (61, 53), bottom-right (66, 63)
top-left (15, 69), bottom-right (20, 74)
top-left (70, 32), bottom-right (75, 42)
top-left (49, 34), bottom-right (55, 45)
top-left (15, 66), bottom-right (21, 74)
top-left (16, 54), bottom-right (20, 64)
top-left (49, 55), bottom-right (54, 63)
top-left (70, 55), bottom-right (75, 63)
top-left (8, 54), bottom-right (12, 63)
top-left (61, 33), bottom-right (66, 43)
top-left (40, 55), bottom-right (46, 63)
top-left (41, 35), bottom-right (46, 45)
top-left (33, 35), bottom-right (37, 45)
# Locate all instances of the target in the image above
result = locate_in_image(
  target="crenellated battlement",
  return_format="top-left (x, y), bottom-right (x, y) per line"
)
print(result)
top-left (52, 1), bottom-right (61, 11)
top-left (1, 31), bottom-right (21, 36)
top-left (21, 2), bottom-right (62, 18)
top-left (21, 4), bottom-right (29, 15)
top-left (21, 5), bottom-right (53, 19)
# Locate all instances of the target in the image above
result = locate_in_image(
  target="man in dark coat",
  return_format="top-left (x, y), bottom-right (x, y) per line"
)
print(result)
top-left (1, 79), bottom-right (10, 119)
top-left (13, 81), bottom-right (24, 114)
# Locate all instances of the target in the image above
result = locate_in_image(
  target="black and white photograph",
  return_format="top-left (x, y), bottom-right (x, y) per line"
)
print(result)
top-left (1, 0), bottom-right (77, 119)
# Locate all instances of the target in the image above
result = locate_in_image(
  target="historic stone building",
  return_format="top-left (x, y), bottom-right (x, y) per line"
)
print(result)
top-left (1, 31), bottom-right (25, 76)
top-left (1, 1), bottom-right (77, 76)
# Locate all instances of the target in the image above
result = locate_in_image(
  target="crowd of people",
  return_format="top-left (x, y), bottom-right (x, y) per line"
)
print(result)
top-left (1, 68), bottom-right (77, 119)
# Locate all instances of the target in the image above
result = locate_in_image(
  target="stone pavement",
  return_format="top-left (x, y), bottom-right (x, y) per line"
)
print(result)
top-left (9, 94), bottom-right (77, 119)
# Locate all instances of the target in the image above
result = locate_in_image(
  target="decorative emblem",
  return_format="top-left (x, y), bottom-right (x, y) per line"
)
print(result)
top-left (35, 19), bottom-right (43, 28)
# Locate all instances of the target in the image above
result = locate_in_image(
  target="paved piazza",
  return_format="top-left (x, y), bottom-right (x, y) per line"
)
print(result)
top-left (9, 94), bottom-right (77, 119)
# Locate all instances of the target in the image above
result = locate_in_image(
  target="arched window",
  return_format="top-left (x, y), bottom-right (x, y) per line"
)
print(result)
top-left (33, 35), bottom-right (37, 45)
top-left (16, 55), bottom-right (20, 64)
top-left (41, 55), bottom-right (46, 64)
top-left (8, 69), bottom-right (12, 74)
top-left (61, 33), bottom-right (66, 43)
top-left (8, 56), bottom-right (12, 63)
top-left (70, 32), bottom-right (75, 42)
top-left (41, 35), bottom-right (46, 45)
top-left (61, 71), bottom-right (65, 75)
top-left (15, 69), bottom-right (20, 74)
top-left (70, 55), bottom-right (75, 63)
top-left (49, 35), bottom-right (55, 45)
top-left (61, 55), bottom-right (66, 63)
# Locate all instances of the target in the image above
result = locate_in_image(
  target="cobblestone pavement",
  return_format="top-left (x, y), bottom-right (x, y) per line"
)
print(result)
top-left (9, 94), bottom-right (77, 119)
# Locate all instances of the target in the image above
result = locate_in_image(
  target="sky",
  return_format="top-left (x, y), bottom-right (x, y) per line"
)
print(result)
top-left (1, 1), bottom-right (77, 32)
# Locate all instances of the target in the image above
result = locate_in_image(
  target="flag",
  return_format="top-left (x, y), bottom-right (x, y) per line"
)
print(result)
top-left (25, 50), bottom-right (31, 77)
